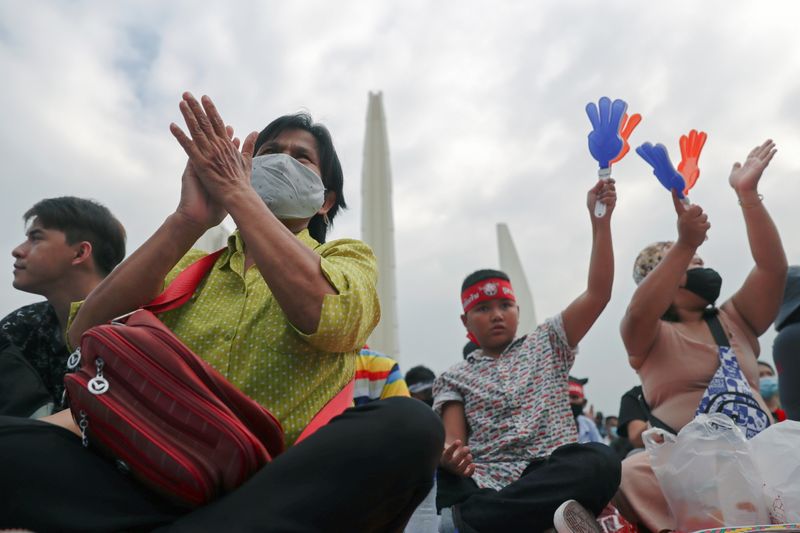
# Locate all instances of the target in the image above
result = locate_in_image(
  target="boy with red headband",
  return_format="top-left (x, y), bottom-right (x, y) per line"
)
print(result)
top-left (433, 179), bottom-right (621, 533)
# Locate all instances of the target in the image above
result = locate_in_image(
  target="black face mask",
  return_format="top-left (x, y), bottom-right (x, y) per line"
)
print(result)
top-left (570, 403), bottom-right (584, 418)
top-left (683, 267), bottom-right (722, 305)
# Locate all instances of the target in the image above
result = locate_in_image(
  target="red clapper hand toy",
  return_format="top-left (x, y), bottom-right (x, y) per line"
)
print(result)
top-left (677, 129), bottom-right (707, 198)
top-left (586, 97), bottom-right (629, 217)
top-left (610, 112), bottom-right (642, 165)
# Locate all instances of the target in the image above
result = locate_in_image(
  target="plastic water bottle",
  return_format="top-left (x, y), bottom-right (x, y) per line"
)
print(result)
top-left (405, 475), bottom-right (440, 533)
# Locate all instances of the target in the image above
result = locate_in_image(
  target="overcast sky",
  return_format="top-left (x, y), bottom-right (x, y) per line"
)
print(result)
top-left (2, 1), bottom-right (799, 415)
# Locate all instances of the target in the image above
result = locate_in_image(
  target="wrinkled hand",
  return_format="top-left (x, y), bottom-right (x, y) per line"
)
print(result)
top-left (610, 112), bottom-right (642, 165)
top-left (440, 440), bottom-right (475, 477)
top-left (175, 161), bottom-right (227, 230)
top-left (586, 97), bottom-right (628, 169)
top-left (673, 191), bottom-right (709, 249)
top-left (636, 142), bottom-right (686, 199)
top-left (728, 139), bottom-right (776, 193)
top-left (170, 92), bottom-right (259, 205)
top-left (587, 178), bottom-right (617, 220)
top-left (677, 130), bottom-right (707, 195)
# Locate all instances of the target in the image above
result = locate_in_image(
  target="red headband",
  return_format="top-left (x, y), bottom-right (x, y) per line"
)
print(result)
top-left (461, 278), bottom-right (516, 313)
top-left (568, 382), bottom-right (585, 398)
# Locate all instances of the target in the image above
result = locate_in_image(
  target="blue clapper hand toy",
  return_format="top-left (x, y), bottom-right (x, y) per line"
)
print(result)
top-left (635, 142), bottom-right (688, 205)
top-left (586, 97), bottom-right (628, 217)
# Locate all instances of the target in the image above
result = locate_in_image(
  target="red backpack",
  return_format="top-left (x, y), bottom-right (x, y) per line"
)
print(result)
top-left (64, 250), bottom-right (353, 507)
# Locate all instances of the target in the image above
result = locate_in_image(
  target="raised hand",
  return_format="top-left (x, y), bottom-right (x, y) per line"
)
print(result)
top-left (677, 129), bottom-right (707, 195)
top-left (440, 440), bottom-right (475, 477)
top-left (175, 162), bottom-right (227, 230)
top-left (170, 93), bottom-right (259, 205)
top-left (728, 139), bottom-right (777, 193)
top-left (587, 178), bottom-right (617, 220)
top-left (672, 191), bottom-right (709, 249)
top-left (586, 97), bottom-right (628, 169)
top-left (636, 142), bottom-right (687, 200)
top-left (610, 112), bottom-right (642, 165)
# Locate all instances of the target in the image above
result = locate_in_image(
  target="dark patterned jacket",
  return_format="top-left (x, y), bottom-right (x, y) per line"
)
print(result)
top-left (0, 301), bottom-right (69, 410)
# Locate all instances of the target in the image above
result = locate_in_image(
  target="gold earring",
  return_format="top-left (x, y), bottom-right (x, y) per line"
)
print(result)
top-left (322, 213), bottom-right (330, 226)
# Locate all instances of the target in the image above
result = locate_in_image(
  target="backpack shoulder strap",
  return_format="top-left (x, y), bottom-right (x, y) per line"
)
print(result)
top-left (144, 249), bottom-right (225, 314)
top-left (295, 380), bottom-right (354, 444)
top-left (637, 390), bottom-right (678, 435)
top-left (704, 312), bottom-right (731, 348)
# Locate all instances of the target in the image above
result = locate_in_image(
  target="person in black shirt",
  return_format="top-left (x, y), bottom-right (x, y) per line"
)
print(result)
top-left (1, 197), bottom-right (125, 416)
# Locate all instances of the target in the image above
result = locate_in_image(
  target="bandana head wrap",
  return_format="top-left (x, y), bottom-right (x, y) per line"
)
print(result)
top-left (633, 241), bottom-right (674, 285)
top-left (461, 278), bottom-right (516, 313)
top-left (568, 381), bottom-right (585, 398)
top-left (461, 277), bottom-right (516, 347)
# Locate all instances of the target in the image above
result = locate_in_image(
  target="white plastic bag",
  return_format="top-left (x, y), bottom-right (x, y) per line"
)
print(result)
top-left (748, 420), bottom-right (800, 523)
top-left (643, 413), bottom-right (769, 531)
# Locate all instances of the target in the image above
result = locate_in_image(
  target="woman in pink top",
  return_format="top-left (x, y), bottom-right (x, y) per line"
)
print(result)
top-left (615, 140), bottom-right (787, 531)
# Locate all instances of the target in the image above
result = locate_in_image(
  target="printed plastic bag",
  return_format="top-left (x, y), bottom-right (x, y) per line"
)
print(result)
top-left (748, 421), bottom-right (800, 523)
top-left (643, 413), bottom-right (769, 531)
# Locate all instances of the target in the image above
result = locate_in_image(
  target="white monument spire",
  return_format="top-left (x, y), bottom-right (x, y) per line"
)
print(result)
top-left (361, 91), bottom-right (400, 359)
top-left (497, 223), bottom-right (537, 331)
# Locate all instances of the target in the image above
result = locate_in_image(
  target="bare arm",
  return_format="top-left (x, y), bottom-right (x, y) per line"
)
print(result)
top-left (626, 419), bottom-right (648, 449)
top-left (562, 179), bottom-right (616, 347)
top-left (440, 401), bottom-right (475, 477)
top-left (170, 94), bottom-right (335, 334)
top-left (723, 140), bottom-right (787, 337)
top-left (620, 193), bottom-right (708, 367)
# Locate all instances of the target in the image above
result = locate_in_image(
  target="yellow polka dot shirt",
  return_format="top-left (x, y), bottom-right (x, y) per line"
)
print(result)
top-left (158, 229), bottom-right (380, 444)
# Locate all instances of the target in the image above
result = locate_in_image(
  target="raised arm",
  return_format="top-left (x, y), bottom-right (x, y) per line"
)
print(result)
top-left (723, 140), bottom-right (787, 337)
top-left (561, 179), bottom-right (616, 347)
top-left (170, 93), bottom-right (336, 334)
top-left (439, 401), bottom-right (475, 477)
top-left (68, 161), bottom-right (226, 347)
top-left (620, 193), bottom-right (708, 366)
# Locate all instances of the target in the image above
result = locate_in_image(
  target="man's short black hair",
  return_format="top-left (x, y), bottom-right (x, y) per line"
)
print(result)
top-left (253, 113), bottom-right (345, 244)
top-left (461, 269), bottom-right (510, 293)
top-left (24, 197), bottom-right (126, 276)
top-left (405, 365), bottom-right (436, 387)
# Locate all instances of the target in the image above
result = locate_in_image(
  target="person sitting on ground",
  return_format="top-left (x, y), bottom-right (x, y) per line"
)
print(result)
top-left (616, 385), bottom-right (648, 456)
top-left (462, 340), bottom-right (479, 359)
top-left (595, 411), bottom-right (607, 440)
top-left (0, 197), bottom-right (125, 418)
top-left (0, 93), bottom-right (443, 532)
top-left (758, 360), bottom-right (786, 422)
top-left (405, 365), bottom-right (436, 407)
top-left (615, 140), bottom-right (787, 532)
top-left (604, 415), bottom-right (632, 461)
top-left (568, 376), bottom-right (604, 444)
top-left (433, 178), bottom-right (621, 533)
top-left (773, 264), bottom-right (800, 420)
top-left (354, 347), bottom-right (410, 405)
top-left (603, 416), bottom-right (618, 444)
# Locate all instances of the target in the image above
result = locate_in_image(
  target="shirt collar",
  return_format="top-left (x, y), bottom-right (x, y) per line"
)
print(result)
top-left (218, 228), bottom-right (320, 269)
top-left (466, 335), bottom-right (528, 363)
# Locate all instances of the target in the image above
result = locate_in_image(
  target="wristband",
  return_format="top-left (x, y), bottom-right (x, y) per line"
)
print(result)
top-left (738, 194), bottom-right (763, 207)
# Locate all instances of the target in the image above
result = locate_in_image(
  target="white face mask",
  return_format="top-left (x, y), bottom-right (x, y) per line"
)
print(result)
top-left (250, 153), bottom-right (325, 220)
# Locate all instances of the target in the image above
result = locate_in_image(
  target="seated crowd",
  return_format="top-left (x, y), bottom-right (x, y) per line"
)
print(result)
top-left (0, 93), bottom-right (797, 532)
